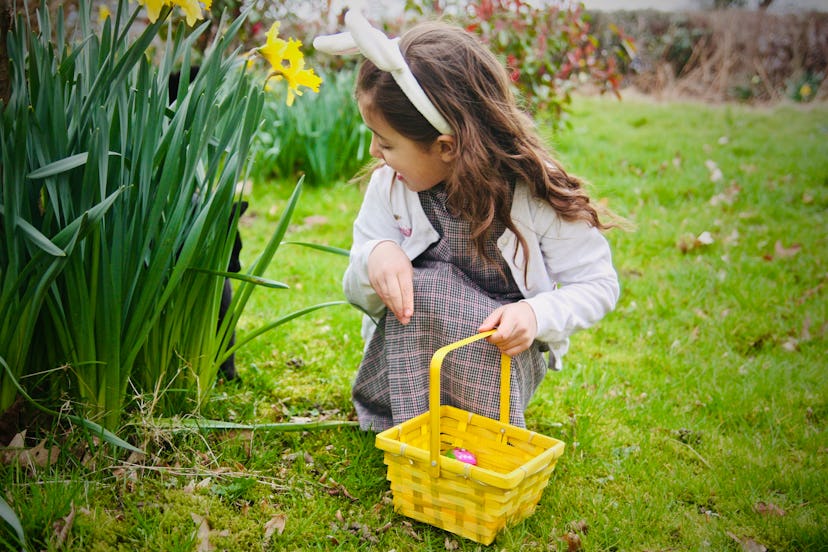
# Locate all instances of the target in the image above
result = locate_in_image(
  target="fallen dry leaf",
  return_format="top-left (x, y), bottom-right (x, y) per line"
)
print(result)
top-left (673, 152), bottom-right (683, 168)
top-left (806, 407), bottom-right (819, 426)
top-left (727, 531), bottom-right (768, 552)
top-left (81, 449), bottom-right (97, 470)
top-left (1, 431), bottom-right (26, 464)
top-left (781, 337), bottom-right (799, 352)
top-left (378, 522), bottom-right (392, 533)
top-left (5, 431), bottom-right (24, 448)
top-left (125, 450), bottom-right (146, 464)
top-left (111, 465), bottom-right (139, 493)
top-left (335, 521), bottom-right (379, 544)
top-left (678, 231), bottom-right (715, 253)
top-left (263, 514), bottom-right (287, 543)
top-left (754, 501), bottom-right (786, 516)
top-left (710, 182), bottom-right (741, 206)
top-left (2, 432), bottom-right (60, 470)
top-left (561, 530), bottom-right (583, 552)
top-left (677, 234), bottom-right (695, 253)
top-left (705, 159), bottom-right (723, 182)
top-left (322, 475), bottom-right (358, 501)
top-left (774, 240), bottom-right (802, 258)
top-left (52, 503), bottom-right (76, 548)
top-left (444, 537), bottom-right (459, 550)
top-left (568, 519), bottom-right (589, 534)
top-left (697, 231), bottom-right (714, 245)
top-left (191, 513), bottom-right (212, 552)
top-left (401, 521), bottom-right (423, 541)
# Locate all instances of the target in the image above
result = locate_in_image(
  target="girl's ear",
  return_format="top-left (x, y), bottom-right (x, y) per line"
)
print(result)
top-left (435, 134), bottom-right (458, 162)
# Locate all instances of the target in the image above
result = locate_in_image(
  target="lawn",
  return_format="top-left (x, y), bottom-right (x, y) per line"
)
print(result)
top-left (2, 94), bottom-right (826, 551)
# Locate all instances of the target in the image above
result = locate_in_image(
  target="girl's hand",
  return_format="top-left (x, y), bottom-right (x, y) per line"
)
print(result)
top-left (478, 302), bottom-right (538, 357)
top-left (368, 241), bottom-right (414, 325)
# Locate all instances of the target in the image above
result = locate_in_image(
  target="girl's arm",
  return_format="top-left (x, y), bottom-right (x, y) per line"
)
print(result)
top-left (527, 217), bottom-right (620, 347)
top-left (342, 169), bottom-right (405, 317)
top-left (480, 214), bottom-right (619, 358)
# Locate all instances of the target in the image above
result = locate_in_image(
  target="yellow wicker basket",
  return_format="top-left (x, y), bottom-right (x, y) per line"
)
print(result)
top-left (375, 331), bottom-right (566, 545)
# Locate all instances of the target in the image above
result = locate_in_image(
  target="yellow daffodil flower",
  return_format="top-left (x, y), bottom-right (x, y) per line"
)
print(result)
top-left (258, 22), bottom-right (322, 106)
top-left (136, 0), bottom-right (210, 26)
top-left (136, 0), bottom-right (167, 23)
top-left (259, 22), bottom-right (288, 66)
top-left (172, 0), bottom-right (210, 27)
top-left (98, 5), bottom-right (112, 23)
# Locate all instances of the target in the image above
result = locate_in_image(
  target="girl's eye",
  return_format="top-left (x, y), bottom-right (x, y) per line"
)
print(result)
top-left (374, 134), bottom-right (389, 149)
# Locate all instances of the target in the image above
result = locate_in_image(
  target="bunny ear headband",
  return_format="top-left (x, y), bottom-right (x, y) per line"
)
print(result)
top-left (313, 9), bottom-right (454, 136)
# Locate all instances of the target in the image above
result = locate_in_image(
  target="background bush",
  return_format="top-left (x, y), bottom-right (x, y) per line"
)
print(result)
top-left (459, 0), bottom-right (630, 120)
top-left (590, 8), bottom-right (828, 102)
top-left (398, 0), bottom-right (630, 124)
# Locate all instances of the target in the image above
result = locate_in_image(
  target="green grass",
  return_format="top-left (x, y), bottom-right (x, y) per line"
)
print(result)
top-left (2, 95), bottom-right (827, 551)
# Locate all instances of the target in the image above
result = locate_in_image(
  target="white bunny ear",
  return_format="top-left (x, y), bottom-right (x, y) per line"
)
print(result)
top-left (342, 10), bottom-right (406, 73)
top-left (313, 32), bottom-right (360, 56)
top-left (312, 9), bottom-right (453, 136)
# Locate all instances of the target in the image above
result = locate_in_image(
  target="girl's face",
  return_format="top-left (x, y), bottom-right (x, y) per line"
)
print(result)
top-left (358, 96), bottom-right (454, 193)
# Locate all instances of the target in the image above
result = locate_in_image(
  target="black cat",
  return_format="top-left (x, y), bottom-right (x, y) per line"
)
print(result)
top-left (167, 66), bottom-right (200, 104)
top-left (219, 201), bottom-right (248, 381)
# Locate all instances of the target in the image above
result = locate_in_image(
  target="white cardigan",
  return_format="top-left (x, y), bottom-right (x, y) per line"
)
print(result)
top-left (342, 165), bottom-right (620, 369)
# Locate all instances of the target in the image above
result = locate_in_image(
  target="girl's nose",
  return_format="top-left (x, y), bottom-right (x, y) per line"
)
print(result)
top-left (369, 135), bottom-right (383, 160)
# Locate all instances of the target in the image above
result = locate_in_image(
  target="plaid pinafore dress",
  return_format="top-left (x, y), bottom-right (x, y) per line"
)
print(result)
top-left (352, 183), bottom-right (547, 431)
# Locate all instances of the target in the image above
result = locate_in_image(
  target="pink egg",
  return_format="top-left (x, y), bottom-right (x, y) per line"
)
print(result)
top-left (445, 447), bottom-right (477, 465)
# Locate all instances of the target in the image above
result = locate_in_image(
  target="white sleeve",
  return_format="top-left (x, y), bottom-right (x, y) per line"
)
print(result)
top-left (342, 169), bottom-right (401, 318)
top-left (523, 217), bottom-right (620, 346)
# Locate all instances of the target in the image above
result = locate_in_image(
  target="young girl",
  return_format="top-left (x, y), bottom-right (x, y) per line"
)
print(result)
top-left (315, 11), bottom-right (620, 432)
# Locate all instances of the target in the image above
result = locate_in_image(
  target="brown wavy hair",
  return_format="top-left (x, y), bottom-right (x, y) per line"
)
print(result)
top-left (356, 21), bottom-right (612, 268)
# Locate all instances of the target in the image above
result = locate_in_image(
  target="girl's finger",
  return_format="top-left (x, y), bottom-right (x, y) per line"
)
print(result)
top-left (397, 273), bottom-right (414, 323)
top-left (478, 305), bottom-right (504, 332)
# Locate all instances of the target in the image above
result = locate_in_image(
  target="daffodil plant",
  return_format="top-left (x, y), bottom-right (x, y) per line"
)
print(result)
top-left (0, 0), bottom-right (331, 430)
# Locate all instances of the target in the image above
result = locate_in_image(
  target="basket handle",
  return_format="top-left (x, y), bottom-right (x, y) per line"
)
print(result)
top-left (428, 330), bottom-right (511, 477)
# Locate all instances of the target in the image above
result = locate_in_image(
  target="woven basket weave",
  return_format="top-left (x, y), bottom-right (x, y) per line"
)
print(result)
top-left (375, 331), bottom-right (565, 545)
